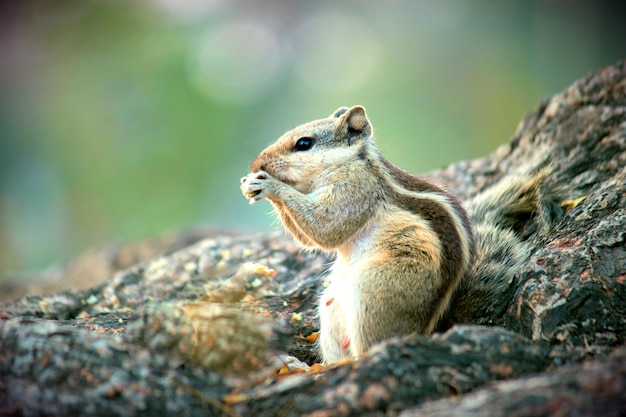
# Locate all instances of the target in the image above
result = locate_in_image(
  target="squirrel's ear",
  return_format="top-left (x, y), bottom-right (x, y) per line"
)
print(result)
top-left (335, 105), bottom-right (372, 144)
top-left (331, 107), bottom-right (349, 118)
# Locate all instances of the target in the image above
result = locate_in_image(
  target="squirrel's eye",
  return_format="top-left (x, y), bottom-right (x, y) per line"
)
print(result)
top-left (293, 137), bottom-right (315, 151)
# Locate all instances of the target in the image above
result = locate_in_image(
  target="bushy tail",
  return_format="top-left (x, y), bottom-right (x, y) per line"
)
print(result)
top-left (438, 168), bottom-right (559, 329)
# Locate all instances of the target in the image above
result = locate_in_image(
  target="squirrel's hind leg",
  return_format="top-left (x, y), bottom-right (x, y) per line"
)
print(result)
top-left (349, 261), bottom-right (444, 356)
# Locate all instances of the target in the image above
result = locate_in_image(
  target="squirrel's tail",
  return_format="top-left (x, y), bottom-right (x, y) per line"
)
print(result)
top-left (438, 167), bottom-right (560, 328)
top-left (466, 167), bottom-right (557, 237)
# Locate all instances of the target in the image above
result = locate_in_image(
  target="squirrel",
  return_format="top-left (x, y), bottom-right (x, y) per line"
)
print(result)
top-left (240, 105), bottom-right (552, 364)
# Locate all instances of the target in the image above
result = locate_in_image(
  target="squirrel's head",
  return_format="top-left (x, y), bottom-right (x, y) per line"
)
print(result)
top-left (250, 105), bottom-right (374, 193)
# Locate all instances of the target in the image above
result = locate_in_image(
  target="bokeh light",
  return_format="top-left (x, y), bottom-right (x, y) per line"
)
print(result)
top-left (291, 12), bottom-right (384, 96)
top-left (189, 20), bottom-right (284, 105)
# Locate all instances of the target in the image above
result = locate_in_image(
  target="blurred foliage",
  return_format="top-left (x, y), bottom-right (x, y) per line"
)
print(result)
top-left (1, 0), bottom-right (625, 275)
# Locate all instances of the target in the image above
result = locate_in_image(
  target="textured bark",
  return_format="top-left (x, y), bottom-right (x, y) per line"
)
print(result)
top-left (1, 61), bottom-right (625, 417)
top-left (400, 345), bottom-right (626, 417)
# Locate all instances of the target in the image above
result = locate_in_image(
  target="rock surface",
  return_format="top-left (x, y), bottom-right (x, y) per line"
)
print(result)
top-left (1, 61), bottom-right (625, 416)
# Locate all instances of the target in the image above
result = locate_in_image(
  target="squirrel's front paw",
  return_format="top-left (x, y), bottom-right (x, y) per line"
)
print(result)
top-left (240, 171), bottom-right (271, 204)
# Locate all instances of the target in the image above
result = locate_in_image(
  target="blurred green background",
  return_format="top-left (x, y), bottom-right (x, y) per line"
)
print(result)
top-left (1, 0), bottom-right (625, 276)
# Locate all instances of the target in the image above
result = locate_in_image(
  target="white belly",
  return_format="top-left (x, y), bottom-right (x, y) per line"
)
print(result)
top-left (317, 219), bottom-right (381, 363)
top-left (318, 247), bottom-right (378, 362)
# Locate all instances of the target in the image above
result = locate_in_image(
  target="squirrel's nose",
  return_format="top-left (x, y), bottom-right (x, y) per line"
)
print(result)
top-left (250, 156), bottom-right (266, 173)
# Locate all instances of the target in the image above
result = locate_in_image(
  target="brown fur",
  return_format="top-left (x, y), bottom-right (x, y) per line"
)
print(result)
top-left (241, 105), bottom-right (474, 363)
top-left (241, 106), bottom-right (547, 363)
